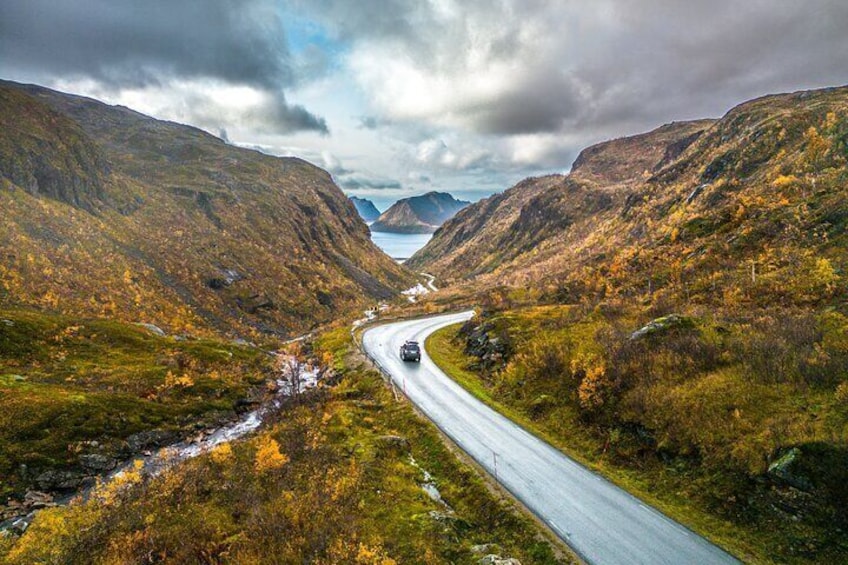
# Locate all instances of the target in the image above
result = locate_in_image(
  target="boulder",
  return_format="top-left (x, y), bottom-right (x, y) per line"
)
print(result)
top-left (478, 555), bottom-right (522, 565)
top-left (23, 491), bottom-right (54, 509)
top-left (79, 453), bottom-right (118, 472)
top-left (768, 447), bottom-right (814, 492)
top-left (126, 430), bottom-right (180, 452)
top-left (428, 510), bottom-right (472, 533)
top-left (630, 314), bottom-right (695, 341)
top-left (35, 469), bottom-right (88, 491)
top-left (470, 543), bottom-right (501, 555)
top-left (460, 320), bottom-right (512, 373)
top-left (375, 435), bottom-right (411, 455)
top-left (137, 323), bottom-right (166, 337)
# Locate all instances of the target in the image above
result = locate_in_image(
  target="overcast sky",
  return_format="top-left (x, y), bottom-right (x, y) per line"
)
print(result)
top-left (2, 0), bottom-right (847, 209)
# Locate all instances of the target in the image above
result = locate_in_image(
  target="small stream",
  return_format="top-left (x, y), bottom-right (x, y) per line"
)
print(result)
top-left (1, 359), bottom-right (320, 535)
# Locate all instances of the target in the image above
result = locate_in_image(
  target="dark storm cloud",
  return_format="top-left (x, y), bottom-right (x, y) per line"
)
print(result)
top-left (0, 0), bottom-right (328, 134)
top-left (169, 89), bottom-right (329, 135)
top-left (0, 0), bottom-right (289, 88)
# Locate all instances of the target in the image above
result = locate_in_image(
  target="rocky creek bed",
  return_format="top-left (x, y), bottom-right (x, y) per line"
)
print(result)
top-left (1, 357), bottom-right (323, 536)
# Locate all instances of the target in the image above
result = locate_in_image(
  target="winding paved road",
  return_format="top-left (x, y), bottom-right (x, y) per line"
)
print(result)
top-left (362, 312), bottom-right (739, 565)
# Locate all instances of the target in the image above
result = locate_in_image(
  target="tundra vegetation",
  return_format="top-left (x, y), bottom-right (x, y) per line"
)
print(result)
top-left (1, 326), bottom-right (565, 564)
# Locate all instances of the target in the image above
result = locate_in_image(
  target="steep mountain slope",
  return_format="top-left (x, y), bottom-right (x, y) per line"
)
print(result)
top-left (410, 87), bottom-right (848, 308)
top-left (370, 191), bottom-right (470, 233)
top-left (0, 81), bottom-right (413, 337)
top-left (349, 195), bottom-right (381, 221)
top-left (407, 121), bottom-right (713, 278)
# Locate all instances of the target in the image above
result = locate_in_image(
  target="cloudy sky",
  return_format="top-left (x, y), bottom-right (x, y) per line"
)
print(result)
top-left (2, 1), bottom-right (847, 209)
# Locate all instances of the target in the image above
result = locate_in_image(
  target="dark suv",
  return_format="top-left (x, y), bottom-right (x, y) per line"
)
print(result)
top-left (400, 340), bottom-right (421, 362)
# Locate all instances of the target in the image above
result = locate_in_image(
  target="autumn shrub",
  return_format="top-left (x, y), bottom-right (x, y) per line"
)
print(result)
top-left (729, 311), bottom-right (848, 387)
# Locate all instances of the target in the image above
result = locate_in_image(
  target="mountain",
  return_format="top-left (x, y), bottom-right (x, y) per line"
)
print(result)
top-left (409, 86), bottom-right (848, 301)
top-left (349, 195), bottom-right (381, 222)
top-left (370, 191), bottom-right (470, 234)
top-left (0, 81), bottom-right (414, 338)
top-left (406, 120), bottom-right (713, 278)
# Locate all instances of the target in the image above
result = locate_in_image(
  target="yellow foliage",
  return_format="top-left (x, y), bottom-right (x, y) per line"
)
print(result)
top-left (821, 311), bottom-right (848, 354)
top-left (835, 382), bottom-right (848, 404)
top-left (572, 353), bottom-right (609, 409)
top-left (804, 126), bottom-right (831, 168)
top-left (825, 111), bottom-right (839, 130)
top-left (356, 542), bottom-right (398, 565)
top-left (254, 434), bottom-right (289, 473)
top-left (162, 370), bottom-right (195, 389)
top-left (94, 459), bottom-right (144, 505)
top-left (210, 442), bottom-right (234, 464)
top-left (42, 289), bottom-right (60, 308)
top-left (670, 226), bottom-right (680, 243)
top-left (811, 257), bottom-right (839, 292)
top-left (772, 174), bottom-right (799, 188)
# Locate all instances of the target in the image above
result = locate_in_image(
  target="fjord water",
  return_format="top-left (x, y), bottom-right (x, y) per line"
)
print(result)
top-left (370, 230), bottom-right (432, 261)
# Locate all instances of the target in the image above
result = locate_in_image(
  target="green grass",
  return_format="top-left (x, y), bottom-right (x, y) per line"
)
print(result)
top-left (0, 308), bottom-right (270, 498)
top-left (427, 323), bottom-right (781, 564)
top-left (2, 325), bottom-right (570, 564)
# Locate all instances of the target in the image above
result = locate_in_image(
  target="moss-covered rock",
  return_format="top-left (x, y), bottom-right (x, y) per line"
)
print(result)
top-left (629, 314), bottom-right (696, 341)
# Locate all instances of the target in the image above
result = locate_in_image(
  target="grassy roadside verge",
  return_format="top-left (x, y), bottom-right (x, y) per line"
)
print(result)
top-left (426, 323), bottom-right (766, 564)
top-left (316, 325), bottom-right (573, 564)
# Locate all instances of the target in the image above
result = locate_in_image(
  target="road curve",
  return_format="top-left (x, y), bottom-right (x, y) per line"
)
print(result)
top-left (362, 312), bottom-right (739, 565)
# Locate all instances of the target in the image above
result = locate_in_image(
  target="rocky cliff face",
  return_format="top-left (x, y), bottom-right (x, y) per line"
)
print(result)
top-left (0, 81), bottom-right (414, 337)
top-left (370, 191), bottom-right (470, 234)
top-left (0, 86), bottom-right (107, 211)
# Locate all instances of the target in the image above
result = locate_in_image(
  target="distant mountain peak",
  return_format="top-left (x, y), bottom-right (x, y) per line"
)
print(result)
top-left (349, 195), bottom-right (381, 222)
top-left (371, 192), bottom-right (470, 234)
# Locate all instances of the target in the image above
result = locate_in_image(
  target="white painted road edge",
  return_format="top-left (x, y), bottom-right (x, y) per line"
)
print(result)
top-left (362, 311), bottom-right (740, 565)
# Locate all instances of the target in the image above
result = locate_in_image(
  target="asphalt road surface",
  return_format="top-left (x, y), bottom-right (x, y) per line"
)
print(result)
top-left (362, 311), bottom-right (740, 565)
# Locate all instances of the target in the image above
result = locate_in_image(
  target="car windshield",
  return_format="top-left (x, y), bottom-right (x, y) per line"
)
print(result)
top-left (405, 343), bottom-right (419, 351)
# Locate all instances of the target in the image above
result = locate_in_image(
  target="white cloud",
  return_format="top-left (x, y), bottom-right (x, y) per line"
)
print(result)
top-left (50, 77), bottom-right (327, 135)
top-left (6, 0), bottom-right (848, 203)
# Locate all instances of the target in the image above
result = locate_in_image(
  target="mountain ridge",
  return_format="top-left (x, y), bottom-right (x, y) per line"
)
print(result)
top-left (406, 120), bottom-right (714, 276)
top-left (409, 85), bottom-right (848, 299)
top-left (0, 81), bottom-right (414, 338)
